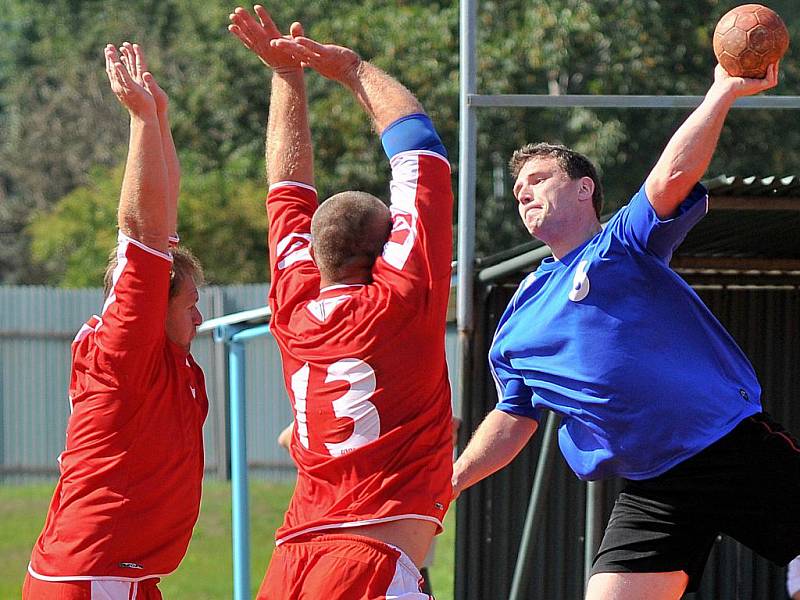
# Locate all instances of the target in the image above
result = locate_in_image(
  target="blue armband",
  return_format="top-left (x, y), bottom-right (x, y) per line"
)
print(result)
top-left (381, 113), bottom-right (447, 159)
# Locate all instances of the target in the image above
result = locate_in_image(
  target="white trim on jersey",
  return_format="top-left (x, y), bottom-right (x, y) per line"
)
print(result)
top-left (275, 514), bottom-right (444, 546)
top-left (96, 232), bottom-right (171, 334)
top-left (384, 155), bottom-right (421, 271)
top-left (382, 149), bottom-right (451, 272)
top-left (269, 180), bottom-right (318, 194)
top-left (389, 149), bottom-right (451, 169)
top-left (73, 321), bottom-right (97, 343)
top-left (306, 294), bottom-right (351, 322)
top-left (118, 231), bottom-right (173, 262)
top-left (276, 233), bottom-right (313, 271)
top-left (27, 563), bottom-right (171, 584)
top-left (318, 283), bottom-right (364, 293)
top-left (98, 256), bottom-right (127, 331)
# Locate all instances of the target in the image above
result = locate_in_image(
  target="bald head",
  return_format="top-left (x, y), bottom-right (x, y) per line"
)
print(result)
top-left (311, 191), bottom-right (392, 284)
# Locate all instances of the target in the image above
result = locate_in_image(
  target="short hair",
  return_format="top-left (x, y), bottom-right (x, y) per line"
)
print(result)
top-left (509, 143), bottom-right (604, 217)
top-left (310, 191), bottom-right (392, 281)
top-left (103, 244), bottom-right (205, 299)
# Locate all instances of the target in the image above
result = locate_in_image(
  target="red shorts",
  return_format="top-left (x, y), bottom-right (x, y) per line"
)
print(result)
top-left (23, 572), bottom-right (162, 600)
top-left (257, 533), bottom-right (433, 600)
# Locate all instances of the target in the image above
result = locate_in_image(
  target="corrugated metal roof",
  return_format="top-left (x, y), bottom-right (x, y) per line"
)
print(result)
top-left (704, 174), bottom-right (800, 197)
top-left (679, 174), bottom-right (800, 263)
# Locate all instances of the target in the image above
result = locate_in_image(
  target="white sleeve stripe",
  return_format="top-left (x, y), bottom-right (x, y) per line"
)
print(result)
top-left (275, 232), bottom-right (314, 271)
top-left (269, 181), bottom-right (318, 194)
top-left (275, 232), bottom-right (312, 256)
top-left (117, 231), bottom-right (173, 262)
top-left (382, 154), bottom-right (421, 270)
top-left (389, 149), bottom-right (451, 171)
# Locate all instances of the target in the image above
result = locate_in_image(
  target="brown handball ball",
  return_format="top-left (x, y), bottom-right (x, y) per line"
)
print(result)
top-left (713, 4), bottom-right (789, 78)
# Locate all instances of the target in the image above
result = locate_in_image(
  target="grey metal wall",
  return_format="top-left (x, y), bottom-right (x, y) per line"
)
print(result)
top-left (0, 284), bottom-right (269, 483)
top-left (0, 285), bottom-right (460, 484)
top-left (455, 277), bottom-right (799, 600)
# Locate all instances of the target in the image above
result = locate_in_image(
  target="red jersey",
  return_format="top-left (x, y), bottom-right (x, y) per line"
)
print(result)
top-left (29, 233), bottom-right (208, 581)
top-left (268, 145), bottom-right (454, 544)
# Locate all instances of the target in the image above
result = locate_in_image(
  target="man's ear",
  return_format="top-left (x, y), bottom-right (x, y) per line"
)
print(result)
top-left (578, 176), bottom-right (595, 203)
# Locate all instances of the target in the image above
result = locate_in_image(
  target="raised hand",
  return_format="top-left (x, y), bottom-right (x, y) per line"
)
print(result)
top-left (105, 44), bottom-right (156, 118)
top-left (714, 61), bottom-right (780, 98)
top-left (228, 5), bottom-right (304, 72)
top-left (272, 36), bottom-right (361, 84)
top-left (119, 42), bottom-right (169, 114)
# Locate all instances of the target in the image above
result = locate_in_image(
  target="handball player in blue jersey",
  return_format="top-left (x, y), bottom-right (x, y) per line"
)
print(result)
top-left (453, 62), bottom-right (800, 599)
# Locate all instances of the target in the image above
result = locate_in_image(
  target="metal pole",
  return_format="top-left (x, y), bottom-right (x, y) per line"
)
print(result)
top-left (455, 0), bottom-right (478, 423)
top-left (229, 337), bottom-right (250, 600)
top-left (584, 480), bottom-right (605, 589)
top-left (211, 287), bottom-right (230, 480)
top-left (467, 93), bottom-right (800, 109)
top-left (508, 412), bottom-right (560, 600)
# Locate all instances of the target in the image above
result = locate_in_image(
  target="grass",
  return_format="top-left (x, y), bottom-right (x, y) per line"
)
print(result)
top-left (0, 479), bottom-right (455, 599)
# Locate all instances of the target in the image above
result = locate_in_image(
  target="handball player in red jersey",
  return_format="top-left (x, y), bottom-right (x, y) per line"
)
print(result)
top-left (229, 5), bottom-right (454, 598)
top-left (24, 43), bottom-right (208, 600)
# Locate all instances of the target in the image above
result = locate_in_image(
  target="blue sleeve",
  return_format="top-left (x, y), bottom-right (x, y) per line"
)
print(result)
top-left (614, 182), bottom-right (708, 261)
top-left (381, 113), bottom-right (447, 159)
top-left (490, 357), bottom-right (541, 423)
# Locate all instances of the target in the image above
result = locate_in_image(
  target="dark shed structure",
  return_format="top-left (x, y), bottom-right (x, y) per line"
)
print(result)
top-left (455, 176), bottom-right (800, 600)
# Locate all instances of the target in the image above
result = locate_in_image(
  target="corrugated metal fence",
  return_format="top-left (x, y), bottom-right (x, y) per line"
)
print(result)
top-left (455, 276), bottom-right (800, 600)
top-left (0, 285), bottom-right (459, 484)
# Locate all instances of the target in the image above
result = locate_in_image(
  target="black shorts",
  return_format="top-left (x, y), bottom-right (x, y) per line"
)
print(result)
top-left (590, 412), bottom-right (800, 593)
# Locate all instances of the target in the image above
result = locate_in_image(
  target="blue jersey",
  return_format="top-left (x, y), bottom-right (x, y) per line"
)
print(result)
top-left (490, 183), bottom-right (761, 481)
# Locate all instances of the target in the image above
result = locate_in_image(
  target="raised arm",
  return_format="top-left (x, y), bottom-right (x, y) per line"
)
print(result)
top-left (119, 43), bottom-right (180, 241)
top-left (229, 6), bottom-right (312, 186)
top-left (272, 36), bottom-right (423, 133)
top-left (645, 63), bottom-right (779, 219)
top-left (104, 44), bottom-right (169, 253)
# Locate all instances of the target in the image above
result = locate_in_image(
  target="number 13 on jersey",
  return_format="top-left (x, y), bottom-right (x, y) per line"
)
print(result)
top-left (290, 358), bottom-right (381, 457)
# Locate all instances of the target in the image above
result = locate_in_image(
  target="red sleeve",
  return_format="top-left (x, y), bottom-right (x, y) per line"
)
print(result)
top-left (267, 182), bottom-right (321, 315)
top-left (373, 151), bottom-right (453, 301)
top-left (94, 231), bottom-right (172, 353)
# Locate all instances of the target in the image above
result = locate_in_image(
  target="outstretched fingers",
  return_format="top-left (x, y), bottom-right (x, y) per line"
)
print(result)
top-left (110, 61), bottom-right (135, 102)
top-left (288, 36), bottom-right (325, 55)
top-left (133, 44), bottom-right (149, 80)
top-left (271, 37), bottom-right (318, 63)
top-left (121, 42), bottom-right (139, 84)
top-left (104, 44), bottom-right (118, 85)
top-left (142, 71), bottom-right (164, 100)
top-left (228, 22), bottom-right (255, 51)
top-left (229, 6), bottom-right (271, 45)
top-left (103, 43), bottom-right (158, 116)
top-left (252, 5), bottom-right (281, 38)
top-left (228, 7), bottom-right (304, 72)
top-left (104, 45), bottom-right (129, 99)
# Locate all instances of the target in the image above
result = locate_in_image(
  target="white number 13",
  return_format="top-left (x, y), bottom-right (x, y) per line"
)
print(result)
top-left (290, 358), bottom-right (380, 457)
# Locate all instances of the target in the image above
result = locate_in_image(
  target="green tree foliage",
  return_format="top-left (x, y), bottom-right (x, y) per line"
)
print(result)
top-left (27, 159), bottom-right (268, 286)
top-left (3, 0), bottom-right (800, 284)
top-left (5, 0), bottom-right (459, 284)
top-left (471, 0), bottom-right (800, 254)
